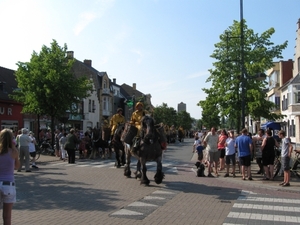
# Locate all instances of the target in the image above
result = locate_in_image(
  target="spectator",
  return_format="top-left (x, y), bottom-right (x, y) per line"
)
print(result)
top-left (55, 129), bottom-right (63, 158)
top-left (29, 132), bottom-right (38, 169)
top-left (59, 133), bottom-right (68, 161)
top-left (17, 128), bottom-right (33, 172)
top-left (224, 130), bottom-right (236, 177)
top-left (203, 127), bottom-right (219, 177)
top-left (64, 128), bottom-right (80, 164)
top-left (278, 130), bottom-right (293, 186)
top-left (218, 129), bottom-right (228, 171)
top-left (0, 128), bottom-right (20, 225)
top-left (235, 128), bottom-right (253, 180)
top-left (252, 129), bottom-right (265, 176)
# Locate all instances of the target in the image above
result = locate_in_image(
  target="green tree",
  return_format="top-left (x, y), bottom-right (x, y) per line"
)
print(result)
top-left (13, 40), bottom-right (93, 145)
top-left (198, 20), bottom-right (287, 132)
top-left (153, 103), bottom-right (177, 126)
top-left (177, 111), bottom-right (193, 130)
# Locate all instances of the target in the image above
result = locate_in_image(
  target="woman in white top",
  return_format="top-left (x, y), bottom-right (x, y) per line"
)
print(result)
top-left (224, 130), bottom-right (236, 177)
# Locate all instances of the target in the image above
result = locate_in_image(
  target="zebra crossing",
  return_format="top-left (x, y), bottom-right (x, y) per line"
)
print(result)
top-left (109, 189), bottom-right (178, 220)
top-left (223, 190), bottom-right (300, 224)
top-left (48, 159), bottom-right (179, 174)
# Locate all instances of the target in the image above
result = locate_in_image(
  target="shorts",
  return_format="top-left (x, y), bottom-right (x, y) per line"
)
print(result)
top-left (0, 182), bottom-right (16, 204)
top-left (197, 152), bottom-right (203, 161)
top-left (207, 151), bottom-right (220, 163)
top-left (281, 157), bottom-right (290, 171)
top-left (218, 148), bottom-right (225, 158)
top-left (225, 153), bottom-right (236, 165)
top-left (30, 152), bottom-right (36, 158)
top-left (239, 155), bottom-right (251, 167)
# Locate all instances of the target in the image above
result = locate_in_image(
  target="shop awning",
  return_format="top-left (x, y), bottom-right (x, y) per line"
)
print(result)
top-left (261, 121), bottom-right (281, 130)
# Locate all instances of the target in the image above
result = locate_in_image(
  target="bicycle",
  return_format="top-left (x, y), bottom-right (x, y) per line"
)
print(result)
top-left (290, 150), bottom-right (300, 178)
top-left (273, 146), bottom-right (282, 178)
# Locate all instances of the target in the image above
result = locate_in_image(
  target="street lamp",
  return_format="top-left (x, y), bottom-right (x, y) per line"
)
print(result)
top-left (240, 0), bottom-right (266, 130)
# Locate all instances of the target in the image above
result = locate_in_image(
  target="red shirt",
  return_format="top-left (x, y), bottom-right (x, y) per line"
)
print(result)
top-left (218, 134), bottom-right (227, 149)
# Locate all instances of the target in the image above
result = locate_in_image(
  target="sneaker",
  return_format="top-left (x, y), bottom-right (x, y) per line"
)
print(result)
top-left (232, 174), bottom-right (236, 178)
top-left (279, 182), bottom-right (285, 186)
top-left (25, 170), bottom-right (31, 172)
top-left (282, 183), bottom-right (290, 187)
top-left (224, 173), bottom-right (229, 177)
top-left (207, 173), bottom-right (214, 177)
top-left (32, 165), bottom-right (39, 169)
top-left (248, 177), bottom-right (253, 181)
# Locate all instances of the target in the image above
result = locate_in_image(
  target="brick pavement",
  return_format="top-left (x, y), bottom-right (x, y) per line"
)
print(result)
top-left (11, 139), bottom-right (300, 225)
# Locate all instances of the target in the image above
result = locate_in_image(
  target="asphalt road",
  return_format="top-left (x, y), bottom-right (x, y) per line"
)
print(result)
top-left (12, 138), bottom-right (300, 225)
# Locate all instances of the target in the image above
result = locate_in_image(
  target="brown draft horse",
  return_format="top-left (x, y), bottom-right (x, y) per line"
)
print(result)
top-left (111, 124), bottom-right (126, 167)
top-left (123, 115), bottom-right (165, 186)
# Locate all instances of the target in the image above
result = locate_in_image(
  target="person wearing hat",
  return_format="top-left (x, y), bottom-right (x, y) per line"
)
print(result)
top-left (130, 102), bottom-right (148, 153)
top-left (110, 108), bottom-right (125, 140)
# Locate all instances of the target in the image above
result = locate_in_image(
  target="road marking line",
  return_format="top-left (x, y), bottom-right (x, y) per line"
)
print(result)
top-left (238, 196), bottom-right (300, 204)
top-left (143, 196), bottom-right (165, 200)
top-left (153, 190), bottom-right (175, 195)
top-left (227, 212), bottom-right (300, 222)
top-left (233, 203), bottom-right (300, 211)
top-left (94, 162), bottom-right (115, 168)
top-left (111, 209), bottom-right (143, 216)
top-left (128, 201), bottom-right (158, 207)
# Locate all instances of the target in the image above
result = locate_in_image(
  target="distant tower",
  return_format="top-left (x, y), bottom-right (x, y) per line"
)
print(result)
top-left (177, 102), bottom-right (186, 113)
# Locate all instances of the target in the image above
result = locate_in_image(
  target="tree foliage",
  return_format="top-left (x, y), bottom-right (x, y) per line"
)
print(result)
top-left (153, 103), bottom-right (178, 126)
top-left (12, 40), bottom-right (93, 144)
top-left (198, 20), bottom-right (287, 132)
top-left (177, 111), bottom-right (193, 130)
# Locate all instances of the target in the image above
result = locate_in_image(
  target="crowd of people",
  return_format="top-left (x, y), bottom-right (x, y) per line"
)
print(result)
top-left (193, 127), bottom-right (294, 187)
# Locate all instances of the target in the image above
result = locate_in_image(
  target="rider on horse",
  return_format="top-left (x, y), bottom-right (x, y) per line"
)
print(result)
top-left (130, 102), bottom-right (148, 153)
top-left (110, 108), bottom-right (125, 141)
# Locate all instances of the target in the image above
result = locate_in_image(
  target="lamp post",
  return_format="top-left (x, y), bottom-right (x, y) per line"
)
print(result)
top-left (240, 0), bottom-right (246, 130)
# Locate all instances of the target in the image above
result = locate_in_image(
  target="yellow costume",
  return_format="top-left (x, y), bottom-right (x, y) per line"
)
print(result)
top-left (110, 108), bottom-right (125, 135)
top-left (130, 102), bottom-right (147, 134)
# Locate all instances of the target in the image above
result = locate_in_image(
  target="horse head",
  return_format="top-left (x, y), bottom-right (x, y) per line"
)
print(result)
top-left (141, 115), bottom-right (156, 144)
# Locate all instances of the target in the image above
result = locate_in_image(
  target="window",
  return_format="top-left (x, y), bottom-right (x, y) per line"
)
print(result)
top-left (88, 99), bottom-right (91, 112)
top-left (103, 97), bottom-right (107, 110)
top-left (275, 96), bottom-right (280, 109)
top-left (92, 100), bottom-right (95, 112)
top-left (298, 57), bottom-right (300, 73)
top-left (289, 120), bottom-right (296, 137)
top-left (293, 85), bottom-right (300, 103)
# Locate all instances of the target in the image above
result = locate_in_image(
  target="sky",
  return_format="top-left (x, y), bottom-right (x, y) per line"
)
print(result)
top-left (0, 0), bottom-right (299, 120)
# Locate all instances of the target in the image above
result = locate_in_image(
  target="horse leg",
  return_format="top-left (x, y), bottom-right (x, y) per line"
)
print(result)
top-left (140, 158), bottom-right (150, 186)
top-left (134, 160), bottom-right (142, 180)
top-left (121, 148), bottom-right (125, 166)
top-left (124, 144), bottom-right (132, 178)
top-left (114, 146), bottom-right (121, 168)
top-left (154, 156), bottom-right (165, 184)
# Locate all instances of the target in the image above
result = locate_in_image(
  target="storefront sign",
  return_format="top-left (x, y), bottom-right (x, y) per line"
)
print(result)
top-left (0, 107), bottom-right (12, 115)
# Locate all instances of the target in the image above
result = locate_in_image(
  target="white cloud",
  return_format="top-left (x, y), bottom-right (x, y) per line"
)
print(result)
top-left (73, 12), bottom-right (97, 36)
top-left (187, 71), bottom-right (210, 79)
top-left (131, 49), bottom-right (143, 64)
top-left (73, 0), bottom-right (115, 36)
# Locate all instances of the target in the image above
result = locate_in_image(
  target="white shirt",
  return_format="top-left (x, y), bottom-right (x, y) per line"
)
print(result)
top-left (28, 136), bottom-right (35, 152)
top-left (225, 137), bottom-right (235, 155)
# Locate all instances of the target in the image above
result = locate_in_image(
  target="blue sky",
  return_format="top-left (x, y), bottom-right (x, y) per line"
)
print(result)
top-left (0, 0), bottom-right (299, 119)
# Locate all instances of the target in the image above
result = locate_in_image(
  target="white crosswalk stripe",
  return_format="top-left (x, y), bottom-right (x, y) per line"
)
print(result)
top-left (48, 159), bottom-right (178, 173)
top-left (223, 191), bottom-right (300, 224)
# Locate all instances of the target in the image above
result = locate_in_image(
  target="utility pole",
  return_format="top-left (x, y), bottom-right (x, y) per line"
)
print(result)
top-left (240, 0), bottom-right (246, 130)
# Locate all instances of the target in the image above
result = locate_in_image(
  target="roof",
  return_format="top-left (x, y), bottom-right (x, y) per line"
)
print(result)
top-left (120, 83), bottom-right (145, 100)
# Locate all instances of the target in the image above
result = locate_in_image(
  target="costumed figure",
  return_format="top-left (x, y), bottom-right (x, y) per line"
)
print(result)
top-left (130, 102), bottom-right (148, 153)
top-left (110, 108), bottom-right (125, 140)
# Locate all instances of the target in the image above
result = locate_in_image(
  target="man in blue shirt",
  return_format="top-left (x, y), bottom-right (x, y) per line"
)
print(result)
top-left (235, 128), bottom-right (253, 180)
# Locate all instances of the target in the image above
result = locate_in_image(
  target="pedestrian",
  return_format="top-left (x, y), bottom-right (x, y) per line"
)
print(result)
top-left (261, 130), bottom-right (278, 180)
top-left (278, 130), bottom-right (293, 186)
top-left (218, 129), bottom-right (228, 171)
top-left (55, 128), bottom-right (63, 158)
top-left (28, 131), bottom-right (39, 169)
top-left (203, 127), bottom-right (219, 177)
top-left (17, 128), bottom-right (33, 172)
top-left (64, 128), bottom-right (80, 164)
top-left (0, 128), bottom-right (20, 225)
top-left (193, 136), bottom-right (203, 164)
top-left (235, 128), bottom-right (253, 180)
top-left (252, 129), bottom-right (265, 175)
top-left (224, 130), bottom-right (236, 177)
top-left (59, 132), bottom-right (68, 161)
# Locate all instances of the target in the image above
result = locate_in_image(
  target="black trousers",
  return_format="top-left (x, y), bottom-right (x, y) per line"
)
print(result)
top-left (67, 149), bottom-right (75, 163)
